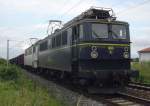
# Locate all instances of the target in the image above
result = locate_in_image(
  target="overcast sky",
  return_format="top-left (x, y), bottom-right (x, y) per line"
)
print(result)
top-left (0, 0), bottom-right (150, 59)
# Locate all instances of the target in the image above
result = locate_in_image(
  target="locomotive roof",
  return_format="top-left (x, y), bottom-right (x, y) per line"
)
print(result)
top-left (63, 7), bottom-right (115, 27)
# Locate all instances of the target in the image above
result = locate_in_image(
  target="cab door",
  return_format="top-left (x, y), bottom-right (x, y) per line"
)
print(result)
top-left (71, 25), bottom-right (79, 73)
top-left (32, 45), bottom-right (39, 68)
top-left (72, 26), bottom-right (79, 61)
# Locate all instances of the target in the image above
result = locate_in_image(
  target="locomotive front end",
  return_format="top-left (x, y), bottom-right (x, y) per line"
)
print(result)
top-left (77, 21), bottom-right (138, 91)
top-left (69, 8), bottom-right (139, 93)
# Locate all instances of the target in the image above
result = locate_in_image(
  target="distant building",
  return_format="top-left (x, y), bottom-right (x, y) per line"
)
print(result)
top-left (138, 47), bottom-right (150, 62)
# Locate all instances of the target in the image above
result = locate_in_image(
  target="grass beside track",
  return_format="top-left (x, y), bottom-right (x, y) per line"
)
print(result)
top-left (132, 62), bottom-right (150, 84)
top-left (0, 59), bottom-right (65, 106)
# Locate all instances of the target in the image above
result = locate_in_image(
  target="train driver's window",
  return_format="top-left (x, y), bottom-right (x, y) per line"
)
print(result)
top-left (79, 25), bottom-right (83, 39)
top-left (67, 28), bottom-right (72, 45)
top-left (72, 26), bottom-right (79, 41)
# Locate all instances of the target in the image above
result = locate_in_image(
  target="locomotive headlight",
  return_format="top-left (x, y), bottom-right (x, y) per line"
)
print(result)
top-left (91, 46), bottom-right (97, 51)
top-left (91, 46), bottom-right (98, 59)
top-left (123, 52), bottom-right (129, 58)
top-left (124, 47), bottom-right (129, 52)
top-left (91, 51), bottom-right (98, 59)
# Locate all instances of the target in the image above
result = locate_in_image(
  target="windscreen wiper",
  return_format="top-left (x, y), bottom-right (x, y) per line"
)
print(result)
top-left (110, 30), bottom-right (118, 38)
top-left (92, 30), bottom-right (99, 38)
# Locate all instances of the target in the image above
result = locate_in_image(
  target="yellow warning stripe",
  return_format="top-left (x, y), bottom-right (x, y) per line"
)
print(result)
top-left (39, 43), bottom-right (130, 53)
top-left (78, 43), bottom-right (129, 47)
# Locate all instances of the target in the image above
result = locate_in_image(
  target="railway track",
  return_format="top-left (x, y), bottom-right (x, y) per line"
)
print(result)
top-left (83, 91), bottom-right (150, 106)
top-left (77, 82), bottom-right (150, 105)
top-left (130, 82), bottom-right (150, 87)
top-left (103, 96), bottom-right (145, 106)
top-left (128, 83), bottom-right (150, 91)
top-left (124, 82), bottom-right (150, 102)
top-left (116, 92), bottom-right (150, 105)
top-left (23, 69), bottom-right (150, 106)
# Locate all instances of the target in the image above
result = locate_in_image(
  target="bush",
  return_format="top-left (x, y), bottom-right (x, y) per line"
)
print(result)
top-left (132, 62), bottom-right (150, 84)
top-left (0, 58), bottom-right (7, 65)
top-left (0, 65), bottom-right (22, 81)
top-left (0, 59), bottom-right (64, 106)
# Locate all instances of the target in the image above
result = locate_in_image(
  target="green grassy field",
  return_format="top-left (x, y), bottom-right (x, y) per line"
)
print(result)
top-left (132, 61), bottom-right (150, 84)
top-left (0, 59), bottom-right (65, 106)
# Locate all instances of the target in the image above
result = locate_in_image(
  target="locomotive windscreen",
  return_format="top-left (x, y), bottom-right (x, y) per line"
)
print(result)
top-left (91, 23), bottom-right (127, 39)
top-left (111, 25), bottom-right (127, 39)
top-left (92, 24), bottom-right (108, 38)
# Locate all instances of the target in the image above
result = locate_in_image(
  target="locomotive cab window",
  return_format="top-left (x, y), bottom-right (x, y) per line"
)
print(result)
top-left (72, 26), bottom-right (79, 41)
top-left (92, 24), bottom-right (108, 39)
top-left (79, 25), bottom-right (84, 39)
top-left (111, 25), bottom-right (127, 39)
top-left (67, 28), bottom-right (72, 45)
top-left (26, 47), bottom-right (32, 55)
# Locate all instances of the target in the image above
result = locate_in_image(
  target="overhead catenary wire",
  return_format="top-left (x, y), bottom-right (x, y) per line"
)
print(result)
top-left (110, 0), bottom-right (130, 7)
top-left (57, 0), bottom-right (70, 11)
top-left (43, 0), bottom-right (71, 35)
top-left (8, 38), bottom-right (34, 59)
top-left (43, 0), bottom-right (94, 37)
top-left (60, 0), bottom-right (84, 18)
top-left (46, 0), bottom-right (87, 34)
top-left (8, 39), bottom-right (26, 49)
top-left (117, 0), bottom-right (150, 15)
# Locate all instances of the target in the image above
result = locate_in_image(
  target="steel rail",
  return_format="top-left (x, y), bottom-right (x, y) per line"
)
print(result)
top-left (118, 92), bottom-right (150, 105)
top-left (128, 83), bottom-right (150, 91)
